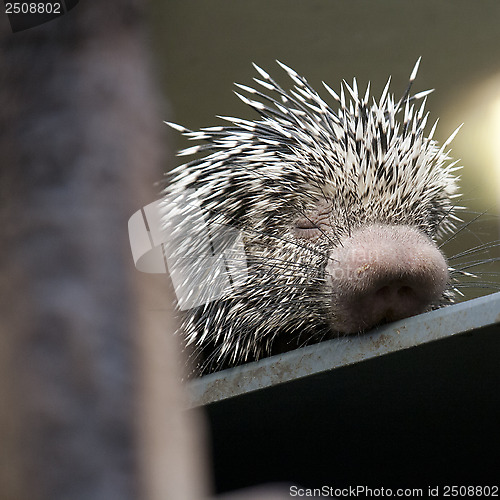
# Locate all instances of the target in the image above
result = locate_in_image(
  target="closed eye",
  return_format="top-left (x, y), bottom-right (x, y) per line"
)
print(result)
top-left (295, 218), bottom-right (318, 230)
top-left (293, 218), bottom-right (322, 238)
top-left (292, 199), bottom-right (333, 239)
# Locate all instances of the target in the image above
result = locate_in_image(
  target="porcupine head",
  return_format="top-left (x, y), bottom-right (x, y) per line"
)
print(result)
top-left (162, 58), bottom-right (462, 374)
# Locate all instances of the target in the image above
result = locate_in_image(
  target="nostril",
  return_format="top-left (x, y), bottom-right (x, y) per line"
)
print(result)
top-left (372, 281), bottom-right (421, 322)
top-left (397, 285), bottom-right (414, 298)
top-left (375, 283), bottom-right (415, 300)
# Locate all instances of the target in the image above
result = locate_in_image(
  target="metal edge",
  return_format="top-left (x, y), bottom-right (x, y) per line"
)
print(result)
top-left (187, 292), bottom-right (500, 407)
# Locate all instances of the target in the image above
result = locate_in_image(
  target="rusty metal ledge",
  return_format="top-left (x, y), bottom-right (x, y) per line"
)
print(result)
top-left (187, 291), bottom-right (500, 407)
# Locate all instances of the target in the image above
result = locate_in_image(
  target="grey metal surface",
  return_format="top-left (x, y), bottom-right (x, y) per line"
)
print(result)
top-left (188, 291), bottom-right (500, 406)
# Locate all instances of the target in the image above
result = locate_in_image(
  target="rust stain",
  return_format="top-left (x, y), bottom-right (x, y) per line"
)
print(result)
top-left (369, 333), bottom-right (391, 350)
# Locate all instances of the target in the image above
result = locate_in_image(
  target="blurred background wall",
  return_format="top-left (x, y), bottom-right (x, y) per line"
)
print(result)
top-left (0, 2), bottom-right (209, 499)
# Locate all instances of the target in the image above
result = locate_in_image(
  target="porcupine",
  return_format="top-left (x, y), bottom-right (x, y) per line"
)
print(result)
top-left (162, 58), bottom-right (466, 375)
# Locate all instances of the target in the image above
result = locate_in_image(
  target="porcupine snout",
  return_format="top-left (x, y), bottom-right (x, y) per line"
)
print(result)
top-left (325, 224), bottom-right (449, 334)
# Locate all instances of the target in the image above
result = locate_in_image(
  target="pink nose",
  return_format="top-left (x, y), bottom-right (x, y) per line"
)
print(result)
top-left (326, 224), bottom-right (449, 333)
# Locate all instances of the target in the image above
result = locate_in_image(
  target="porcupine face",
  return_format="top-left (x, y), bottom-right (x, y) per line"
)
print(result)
top-left (164, 59), bottom-right (462, 373)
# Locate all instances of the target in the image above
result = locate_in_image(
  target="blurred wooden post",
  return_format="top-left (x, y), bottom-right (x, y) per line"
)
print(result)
top-left (0, 3), bottom-right (208, 499)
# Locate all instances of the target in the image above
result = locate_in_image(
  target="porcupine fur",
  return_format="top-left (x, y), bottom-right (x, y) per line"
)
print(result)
top-left (162, 59), bottom-right (465, 375)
